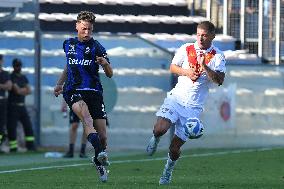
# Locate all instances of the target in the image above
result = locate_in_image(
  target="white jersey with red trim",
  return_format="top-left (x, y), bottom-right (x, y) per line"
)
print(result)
top-left (169, 42), bottom-right (226, 108)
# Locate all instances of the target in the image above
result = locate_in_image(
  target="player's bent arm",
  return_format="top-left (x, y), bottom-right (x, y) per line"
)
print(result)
top-left (96, 56), bottom-right (113, 78)
top-left (170, 64), bottom-right (186, 76)
top-left (203, 64), bottom-right (225, 86)
top-left (102, 63), bottom-right (113, 78)
top-left (170, 64), bottom-right (199, 81)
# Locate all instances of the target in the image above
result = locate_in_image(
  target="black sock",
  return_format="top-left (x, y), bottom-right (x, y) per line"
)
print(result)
top-left (93, 148), bottom-right (102, 166)
top-left (87, 133), bottom-right (103, 166)
top-left (87, 133), bottom-right (101, 151)
top-left (80, 144), bottom-right (86, 154)
top-left (69, 144), bottom-right (74, 154)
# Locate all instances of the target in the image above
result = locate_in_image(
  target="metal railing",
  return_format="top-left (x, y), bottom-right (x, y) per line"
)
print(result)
top-left (189, 0), bottom-right (284, 65)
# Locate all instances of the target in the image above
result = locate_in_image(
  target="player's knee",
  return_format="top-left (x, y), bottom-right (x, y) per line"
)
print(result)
top-left (153, 120), bottom-right (170, 137)
top-left (70, 126), bottom-right (77, 133)
top-left (71, 124), bottom-right (79, 131)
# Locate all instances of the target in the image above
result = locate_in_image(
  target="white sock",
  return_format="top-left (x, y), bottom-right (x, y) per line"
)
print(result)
top-left (167, 154), bottom-right (177, 168)
top-left (153, 135), bottom-right (160, 142)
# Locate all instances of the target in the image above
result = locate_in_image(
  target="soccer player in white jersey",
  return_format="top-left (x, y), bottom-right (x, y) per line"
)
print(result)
top-left (146, 21), bottom-right (226, 185)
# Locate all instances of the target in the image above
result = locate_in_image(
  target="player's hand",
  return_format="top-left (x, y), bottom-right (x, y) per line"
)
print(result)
top-left (96, 56), bottom-right (109, 67)
top-left (54, 85), bottom-right (63, 97)
top-left (197, 54), bottom-right (206, 74)
top-left (186, 67), bottom-right (200, 81)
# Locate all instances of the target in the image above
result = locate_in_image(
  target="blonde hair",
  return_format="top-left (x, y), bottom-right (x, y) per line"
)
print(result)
top-left (77, 11), bottom-right (96, 24)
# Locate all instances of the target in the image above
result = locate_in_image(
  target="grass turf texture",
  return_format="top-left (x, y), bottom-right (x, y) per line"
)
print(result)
top-left (0, 148), bottom-right (283, 189)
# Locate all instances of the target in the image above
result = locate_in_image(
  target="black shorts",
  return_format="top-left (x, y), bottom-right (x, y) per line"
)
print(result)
top-left (69, 110), bottom-right (80, 124)
top-left (63, 90), bottom-right (107, 120)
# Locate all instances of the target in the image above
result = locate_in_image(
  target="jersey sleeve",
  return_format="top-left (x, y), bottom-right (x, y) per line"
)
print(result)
top-left (171, 44), bottom-right (187, 67)
top-left (95, 40), bottom-right (110, 63)
top-left (213, 53), bottom-right (226, 73)
top-left (62, 39), bottom-right (68, 53)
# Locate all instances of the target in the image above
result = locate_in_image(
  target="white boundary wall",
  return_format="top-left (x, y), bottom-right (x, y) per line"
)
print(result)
top-left (38, 65), bottom-right (284, 151)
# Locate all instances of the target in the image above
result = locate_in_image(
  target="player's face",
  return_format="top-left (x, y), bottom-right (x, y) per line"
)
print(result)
top-left (76, 20), bottom-right (93, 42)
top-left (196, 28), bottom-right (215, 50)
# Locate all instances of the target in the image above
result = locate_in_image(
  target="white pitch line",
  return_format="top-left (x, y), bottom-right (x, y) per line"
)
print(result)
top-left (0, 147), bottom-right (281, 174)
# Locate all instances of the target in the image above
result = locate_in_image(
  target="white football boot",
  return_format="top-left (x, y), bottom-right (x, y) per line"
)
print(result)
top-left (92, 156), bottom-right (108, 182)
top-left (97, 151), bottom-right (110, 166)
top-left (146, 135), bottom-right (160, 156)
top-left (159, 156), bottom-right (177, 185)
top-left (96, 165), bottom-right (108, 182)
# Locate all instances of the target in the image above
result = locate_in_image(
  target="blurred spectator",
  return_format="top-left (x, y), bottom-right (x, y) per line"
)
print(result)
top-left (0, 54), bottom-right (12, 147)
top-left (246, 0), bottom-right (257, 14)
top-left (7, 58), bottom-right (36, 152)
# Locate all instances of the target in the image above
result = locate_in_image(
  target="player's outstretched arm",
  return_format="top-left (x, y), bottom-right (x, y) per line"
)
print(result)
top-left (54, 65), bottom-right (67, 97)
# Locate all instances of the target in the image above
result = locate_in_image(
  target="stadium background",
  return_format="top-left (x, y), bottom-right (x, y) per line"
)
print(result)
top-left (0, 0), bottom-right (283, 153)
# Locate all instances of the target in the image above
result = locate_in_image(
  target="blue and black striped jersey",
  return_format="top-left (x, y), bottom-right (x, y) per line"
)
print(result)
top-left (62, 37), bottom-right (110, 93)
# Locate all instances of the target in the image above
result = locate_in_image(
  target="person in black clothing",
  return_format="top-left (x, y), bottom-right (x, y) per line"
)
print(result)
top-left (0, 54), bottom-right (12, 146)
top-left (53, 11), bottom-right (113, 182)
top-left (7, 58), bottom-right (36, 152)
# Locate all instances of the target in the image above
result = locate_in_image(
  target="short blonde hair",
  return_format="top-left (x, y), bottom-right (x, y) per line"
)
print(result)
top-left (77, 11), bottom-right (96, 24)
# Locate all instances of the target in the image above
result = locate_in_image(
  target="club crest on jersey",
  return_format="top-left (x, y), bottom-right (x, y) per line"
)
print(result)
top-left (186, 45), bottom-right (216, 66)
top-left (67, 44), bottom-right (77, 55)
top-left (186, 44), bottom-right (216, 81)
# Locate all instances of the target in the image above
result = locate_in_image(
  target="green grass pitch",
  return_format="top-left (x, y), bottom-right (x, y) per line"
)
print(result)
top-left (0, 148), bottom-right (283, 189)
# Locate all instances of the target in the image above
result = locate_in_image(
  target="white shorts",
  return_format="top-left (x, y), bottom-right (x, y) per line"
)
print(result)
top-left (156, 96), bottom-right (203, 142)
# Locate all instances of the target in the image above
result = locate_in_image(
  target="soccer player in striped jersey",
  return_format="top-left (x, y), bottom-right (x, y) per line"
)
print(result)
top-left (54, 11), bottom-right (113, 182)
top-left (146, 21), bottom-right (226, 185)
